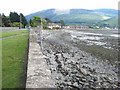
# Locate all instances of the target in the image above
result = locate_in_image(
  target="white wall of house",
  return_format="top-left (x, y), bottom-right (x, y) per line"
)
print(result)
top-left (47, 23), bottom-right (61, 29)
top-left (63, 25), bottom-right (89, 29)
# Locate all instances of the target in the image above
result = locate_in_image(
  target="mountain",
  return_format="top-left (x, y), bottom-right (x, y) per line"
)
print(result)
top-left (26, 8), bottom-right (118, 26)
top-left (93, 9), bottom-right (118, 17)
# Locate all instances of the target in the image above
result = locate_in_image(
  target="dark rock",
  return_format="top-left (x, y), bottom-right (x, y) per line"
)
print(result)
top-left (93, 77), bottom-right (98, 82)
top-left (81, 78), bottom-right (86, 82)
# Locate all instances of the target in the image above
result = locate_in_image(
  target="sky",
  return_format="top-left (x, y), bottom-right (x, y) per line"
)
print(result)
top-left (0, 0), bottom-right (119, 16)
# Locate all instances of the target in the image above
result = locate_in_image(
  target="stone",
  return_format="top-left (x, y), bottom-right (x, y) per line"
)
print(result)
top-left (71, 70), bottom-right (78, 74)
top-left (80, 68), bottom-right (88, 75)
top-left (67, 82), bottom-right (72, 85)
top-left (81, 78), bottom-right (86, 82)
top-left (86, 75), bottom-right (92, 81)
top-left (73, 82), bottom-right (79, 87)
top-left (56, 77), bottom-right (61, 80)
top-left (93, 77), bottom-right (98, 82)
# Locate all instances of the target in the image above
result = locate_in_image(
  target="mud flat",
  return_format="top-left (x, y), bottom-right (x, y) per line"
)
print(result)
top-left (40, 29), bottom-right (119, 89)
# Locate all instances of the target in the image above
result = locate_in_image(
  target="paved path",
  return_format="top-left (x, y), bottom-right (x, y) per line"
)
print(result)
top-left (26, 29), bottom-right (55, 88)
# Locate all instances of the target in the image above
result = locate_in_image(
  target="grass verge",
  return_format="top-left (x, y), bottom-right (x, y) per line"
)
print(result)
top-left (2, 30), bottom-right (29, 88)
top-left (0, 30), bottom-right (2, 89)
top-left (1, 30), bottom-right (28, 38)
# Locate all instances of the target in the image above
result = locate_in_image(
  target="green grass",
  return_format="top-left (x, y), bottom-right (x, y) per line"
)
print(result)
top-left (1, 30), bottom-right (28, 38)
top-left (2, 30), bottom-right (29, 88)
top-left (0, 31), bottom-right (2, 89)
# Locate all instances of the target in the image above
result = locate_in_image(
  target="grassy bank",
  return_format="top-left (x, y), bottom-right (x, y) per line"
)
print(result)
top-left (2, 30), bottom-right (29, 88)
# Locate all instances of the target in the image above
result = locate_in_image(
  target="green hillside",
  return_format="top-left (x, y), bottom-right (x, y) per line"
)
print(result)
top-left (26, 9), bottom-right (118, 27)
top-left (97, 16), bottom-right (118, 27)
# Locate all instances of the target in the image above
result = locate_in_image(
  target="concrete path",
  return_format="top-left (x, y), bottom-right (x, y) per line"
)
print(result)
top-left (26, 29), bottom-right (55, 88)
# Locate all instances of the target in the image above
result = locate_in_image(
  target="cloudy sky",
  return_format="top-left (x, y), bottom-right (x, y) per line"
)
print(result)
top-left (0, 0), bottom-right (119, 16)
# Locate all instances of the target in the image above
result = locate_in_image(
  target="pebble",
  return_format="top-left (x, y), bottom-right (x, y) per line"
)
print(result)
top-left (80, 68), bottom-right (88, 75)
top-left (73, 82), bottom-right (78, 86)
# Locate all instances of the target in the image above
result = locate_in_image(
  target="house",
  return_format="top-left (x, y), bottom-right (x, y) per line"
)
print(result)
top-left (47, 23), bottom-right (61, 29)
top-left (63, 25), bottom-right (89, 29)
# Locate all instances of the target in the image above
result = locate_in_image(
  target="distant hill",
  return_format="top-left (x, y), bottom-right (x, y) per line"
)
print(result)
top-left (93, 9), bottom-right (118, 17)
top-left (26, 8), bottom-right (118, 27)
top-left (96, 16), bottom-right (118, 27)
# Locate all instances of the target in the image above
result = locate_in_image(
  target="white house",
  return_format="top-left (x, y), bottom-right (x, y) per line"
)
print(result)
top-left (63, 25), bottom-right (89, 29)
top-left (47, 23), bottom-right (61, 29)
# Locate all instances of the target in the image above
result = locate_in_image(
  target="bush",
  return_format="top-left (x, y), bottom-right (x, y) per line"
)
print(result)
top-left (11, 22), bottom-right (23, 27)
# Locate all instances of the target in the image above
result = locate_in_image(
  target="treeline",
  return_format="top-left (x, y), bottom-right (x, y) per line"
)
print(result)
top-left (0, 12), bottom-right (27, 27)
top-left (0, 12), bottom-right (65, 29)
top-left (0, 12), bottom-right (52, 29)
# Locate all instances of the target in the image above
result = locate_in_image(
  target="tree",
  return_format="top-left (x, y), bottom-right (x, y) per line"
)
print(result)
top-left (9, 12), bottom-right (20, 23)
top-left (20, 13), bottom-right (27, 27)
top-left (29, 16), bottom-right (41, 27)
top-left (2, 14), bottom-right (11, 27)
top-left (11, 22), bottom-right (23, 27)
top-left (0, 14), bottom-right (2, 26)
top-left (42, 19), bottom-right (47, 29)
top-left (28, 16), bottom-right (41, 27)
top-left (33, 16), bottom-right (41, 26)
top-left (29, 19), bottom-right (34, 27)
top-left (28, 16), bottom-right (49, 29)
top-left (1, 12), bottom-right (27, 27)
top-left (44, 18), bottom-right (52, 23)
top-left (60, 20), bottom-right (65, 28)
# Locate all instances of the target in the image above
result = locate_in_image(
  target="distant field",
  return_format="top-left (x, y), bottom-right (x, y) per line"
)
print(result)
top-left (2, 30), bottom-right (29, 88)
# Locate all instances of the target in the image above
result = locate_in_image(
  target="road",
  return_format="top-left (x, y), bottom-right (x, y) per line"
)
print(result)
top-left (39, 29), bottom-right (119, 89)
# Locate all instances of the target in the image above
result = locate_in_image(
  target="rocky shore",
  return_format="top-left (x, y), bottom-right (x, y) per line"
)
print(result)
top-left (39, 29), bottom-right (119, 89)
